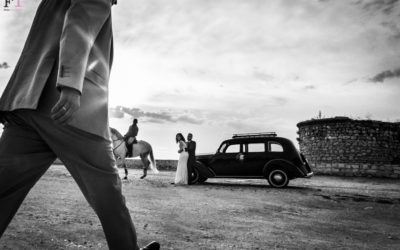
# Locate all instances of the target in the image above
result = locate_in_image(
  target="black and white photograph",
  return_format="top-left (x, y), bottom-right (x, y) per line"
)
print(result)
top-left (0, 0), bottom-right (399, 249)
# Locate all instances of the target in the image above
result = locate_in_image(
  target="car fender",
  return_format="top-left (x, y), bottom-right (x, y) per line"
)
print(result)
top-left (263, 159), bottom-right (302, 178)
top-left (194, 161), bottom-right (215, 178)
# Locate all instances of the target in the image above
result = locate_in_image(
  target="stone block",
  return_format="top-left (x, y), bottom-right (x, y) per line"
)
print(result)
top-left (378, 165), bottom-right (386, 171)
top-left (362, 164), bottom-right (370, 170)
top-left (382, 173), bottom-right (394, 178)
top-left (384, 165), bottom-right (393, 170)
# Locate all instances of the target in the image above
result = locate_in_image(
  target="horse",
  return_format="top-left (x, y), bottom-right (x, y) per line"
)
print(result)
top-left (110, 127), bottom-right (159, 179)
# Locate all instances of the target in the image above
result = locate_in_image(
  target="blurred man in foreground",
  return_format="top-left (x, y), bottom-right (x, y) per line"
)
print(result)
top-left (0, 0), bottom-right (159, 249)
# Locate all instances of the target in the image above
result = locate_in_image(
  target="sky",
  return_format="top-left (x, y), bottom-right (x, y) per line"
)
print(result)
top-left (1, 0), bottom-right (400, 159)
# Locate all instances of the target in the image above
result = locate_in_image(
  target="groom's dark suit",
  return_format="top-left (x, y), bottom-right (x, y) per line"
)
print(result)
top-left (186, 140), bottom-right (196, 184)
top-left (0, 1), bottom-right (147, 249)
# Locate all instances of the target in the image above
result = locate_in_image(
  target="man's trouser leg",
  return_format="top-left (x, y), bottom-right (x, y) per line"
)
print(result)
top-left (0, 113), bottom-right (56, 237)
top-left (126, 142), bottom-right (133, 157)
top-left (187, 156), bottom-right (194, 185)
top-left (0, 111), bottom-right (139, 250)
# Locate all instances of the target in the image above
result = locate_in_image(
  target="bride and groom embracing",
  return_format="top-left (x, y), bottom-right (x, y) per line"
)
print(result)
top-left (174, 133), bottom-right (196, 185)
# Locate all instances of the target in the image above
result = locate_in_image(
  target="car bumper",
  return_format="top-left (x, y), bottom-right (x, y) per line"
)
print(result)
top-left (305, 172), bottom-right (314, 178)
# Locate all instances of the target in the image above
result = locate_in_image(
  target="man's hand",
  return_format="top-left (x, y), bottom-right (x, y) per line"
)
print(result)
top-left (51, 87), bottom-right (81, 124)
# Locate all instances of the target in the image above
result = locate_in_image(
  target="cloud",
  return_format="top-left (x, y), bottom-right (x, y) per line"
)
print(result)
top-left (112, 106), bottom-right (204, 124)
top-left (361, 0), bottom-right (399, 14)
top-left (303, 85), bottom-right (316, 90)
top-left (174, 115), bottom-right (202, 124)
top-left (381, 21), bottom-right (400, 39)
top-left (369, 68), bottom-right (400, 82)
top-left (0, 62), bottom-right (10, 69)
top-left (344, 78), bottom-right (359, 85)
top-left (253, 69), bottom-right (275, 83)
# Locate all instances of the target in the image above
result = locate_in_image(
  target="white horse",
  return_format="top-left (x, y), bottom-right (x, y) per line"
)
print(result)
top-left (110, 127), bottom-right (159, 179)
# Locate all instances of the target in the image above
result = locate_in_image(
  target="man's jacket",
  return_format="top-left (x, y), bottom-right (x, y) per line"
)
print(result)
top-left (124, 124), bottom-right (138, 139)
top-left (0, 0), bottom-right (115, 140)
top-left (187, 141), bottom-right (196, 157)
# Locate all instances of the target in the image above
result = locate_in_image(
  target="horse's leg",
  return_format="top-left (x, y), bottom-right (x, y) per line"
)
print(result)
top-left (139, 154), bottom-right (149, 179)
top-left (122, 158), bottom-right (128, 180)
top-left (122, 146), bottom-right (129, 180)
top-left (140, 168), bottom-right (147, 179)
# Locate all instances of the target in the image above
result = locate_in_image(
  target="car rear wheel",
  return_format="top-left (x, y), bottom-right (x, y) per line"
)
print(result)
top-left (192, 168), bottom-right (208, 184)
top-left (267, 169), bottom-right (289, 188)
top-left (191, 168), bottom-right (199, 183)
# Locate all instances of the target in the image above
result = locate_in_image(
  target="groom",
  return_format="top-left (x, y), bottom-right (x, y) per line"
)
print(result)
top-left (0, 0), bottom-right (158, 249)
top-left (186, 133), bottom-right (197, 185)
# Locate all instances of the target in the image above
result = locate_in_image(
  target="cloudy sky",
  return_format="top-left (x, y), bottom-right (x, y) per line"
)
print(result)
top-left (1, 0), bottom-right (400, 158)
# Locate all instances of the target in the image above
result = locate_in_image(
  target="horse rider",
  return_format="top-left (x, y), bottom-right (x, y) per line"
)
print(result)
top-left (124, 118), bottom-right (139, 157)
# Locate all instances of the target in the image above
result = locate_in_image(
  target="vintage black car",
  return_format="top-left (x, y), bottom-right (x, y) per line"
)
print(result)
top-left (192, 132), bottom-right (313, 188)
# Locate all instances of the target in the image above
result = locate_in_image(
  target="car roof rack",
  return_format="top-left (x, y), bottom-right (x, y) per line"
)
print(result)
top-left (232, 132), bottom-right (277, 139)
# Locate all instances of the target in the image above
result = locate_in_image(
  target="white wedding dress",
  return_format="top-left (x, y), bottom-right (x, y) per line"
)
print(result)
top-left (174, 140), bottom-right (188, 185)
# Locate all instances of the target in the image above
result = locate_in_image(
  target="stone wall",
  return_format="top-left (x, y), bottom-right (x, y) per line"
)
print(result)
top-left (54, 158), bottom-right (178, 171)
top-left (297, 117), bottom-right (400, 178)
top-left (119, 159), bottom-right (178, 171)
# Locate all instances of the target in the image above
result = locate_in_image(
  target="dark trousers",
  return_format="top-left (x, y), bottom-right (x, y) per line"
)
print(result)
top-left (125, 137), bottom-right (137, 157)
top-left (0, 110), bottom-right (139, 250)
top-left (187, 155), bottom-right (195, 184)
top-left (126, 142), bottom-right (133, 157)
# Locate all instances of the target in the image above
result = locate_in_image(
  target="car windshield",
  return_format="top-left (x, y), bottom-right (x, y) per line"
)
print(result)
top-left (218, 142), bottom-right (230, 153)
top-left (225, 144), bottom-right (240, 153)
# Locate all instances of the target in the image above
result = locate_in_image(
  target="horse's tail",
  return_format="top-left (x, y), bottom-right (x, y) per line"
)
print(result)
top-left (149, 147), bottom-right (159, 173)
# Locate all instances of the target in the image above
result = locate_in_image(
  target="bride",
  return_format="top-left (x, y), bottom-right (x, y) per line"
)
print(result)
top-left (174, 133), bottom-right (188, 185)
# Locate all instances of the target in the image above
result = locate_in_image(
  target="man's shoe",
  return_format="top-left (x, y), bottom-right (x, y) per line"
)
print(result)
top-left (140, 241), bottom-right (160, 250)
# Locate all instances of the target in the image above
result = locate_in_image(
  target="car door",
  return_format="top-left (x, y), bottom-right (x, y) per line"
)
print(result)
top-left (242, 142), bottom-right (268, 176)
top-left (210, 142), bottom-right (244, 176)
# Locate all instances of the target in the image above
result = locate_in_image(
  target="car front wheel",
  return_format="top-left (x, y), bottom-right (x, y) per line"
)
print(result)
top-left (267, 169), bottom-right (289, 188)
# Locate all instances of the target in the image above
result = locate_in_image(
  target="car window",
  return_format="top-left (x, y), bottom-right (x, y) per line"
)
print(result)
top-left (218, 143), bottom-right (227, 153)
top-left (269, 142), bottom-right (284, 152)
top-left (247, 143), bottom-right (265, 153)
top-left (225, 144), bottom-right (240, 153)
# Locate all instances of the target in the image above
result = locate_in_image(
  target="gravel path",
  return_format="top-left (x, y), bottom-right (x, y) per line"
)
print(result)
top-left (1, 165), bottom-right (399, 249)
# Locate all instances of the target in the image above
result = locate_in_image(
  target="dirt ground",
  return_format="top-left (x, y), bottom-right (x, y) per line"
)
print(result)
top-left (1, 165), bottom-right (399, 250)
